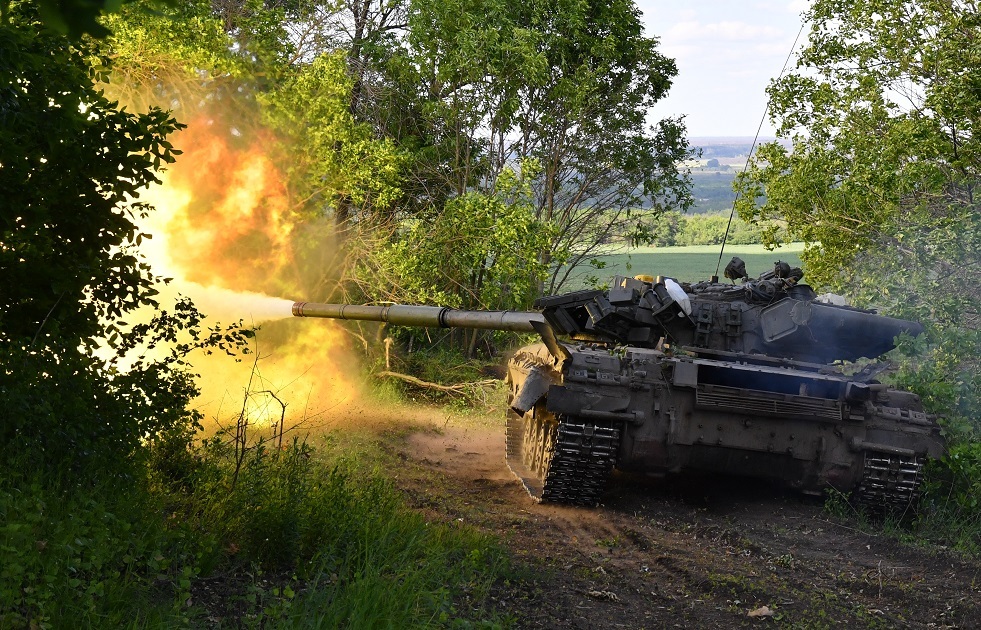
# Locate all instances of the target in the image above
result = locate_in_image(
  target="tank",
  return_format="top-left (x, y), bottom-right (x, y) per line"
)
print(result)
top-left (293, 262), bottom-right (945, 511)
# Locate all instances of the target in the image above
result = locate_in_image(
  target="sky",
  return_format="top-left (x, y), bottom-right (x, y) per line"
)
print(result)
top-left (635, 1), bottom-right (810, 139)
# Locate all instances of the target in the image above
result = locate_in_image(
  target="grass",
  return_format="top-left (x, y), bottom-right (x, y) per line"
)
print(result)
top-left (569, 243), bottom-right (806, 286)
top-left (0, 470), bottom-right (199, 628)
top-left (1, 421), bottom-right (509, 629)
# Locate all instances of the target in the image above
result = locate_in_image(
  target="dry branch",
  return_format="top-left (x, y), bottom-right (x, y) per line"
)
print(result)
top-left (373, 370), bottom-right (497, 394)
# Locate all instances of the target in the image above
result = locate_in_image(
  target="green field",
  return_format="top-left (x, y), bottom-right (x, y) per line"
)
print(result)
top-left (568, 243), bottom-right (805, 286)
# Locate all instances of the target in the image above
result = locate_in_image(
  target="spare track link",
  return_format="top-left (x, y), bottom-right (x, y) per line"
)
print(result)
top-left (506, 411), bottom-right (620, 507)
top-left (854, 452), bottom-right (926, 513)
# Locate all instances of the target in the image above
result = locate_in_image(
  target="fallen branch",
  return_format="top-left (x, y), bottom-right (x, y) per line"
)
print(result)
top-left (373, 370), bottom-right (498, 394)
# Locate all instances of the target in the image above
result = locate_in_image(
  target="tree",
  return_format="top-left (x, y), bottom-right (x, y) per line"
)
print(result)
top-left (359, 160), bottom-right (552, 355)
top-left (513, 0), bottom-right (693, 292)
top-left (367, 0), bottom-right (693, 295)
top-left (101, 0), bottom-right (693, 322)
top-left (735, 0), bottom-right (980, 426)
top-left (104, 0), bottom-right (292, 120)
top-left (261, 51), bottom-right (407, 226)
top-left (0, 3), bottom-right (248, 470)
top-left (0, 5), bottom-right (180, 348)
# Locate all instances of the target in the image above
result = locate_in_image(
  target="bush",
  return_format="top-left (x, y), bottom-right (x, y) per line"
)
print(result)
top-left (646, 211), bottom-right (785, 247)
top-left (0, 467), bottom-right (205, 628)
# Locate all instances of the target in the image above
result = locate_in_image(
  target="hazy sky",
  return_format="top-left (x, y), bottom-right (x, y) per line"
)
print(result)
top-left (636, 1), bottom-right (810, 139)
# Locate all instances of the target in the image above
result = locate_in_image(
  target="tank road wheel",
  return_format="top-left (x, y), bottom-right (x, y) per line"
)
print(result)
top-left (505, 407), bottom-right (557, 502)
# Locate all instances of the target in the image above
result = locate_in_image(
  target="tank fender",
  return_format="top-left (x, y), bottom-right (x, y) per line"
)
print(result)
top-left (510, 365), bottom-right (555, 415)
top-left (545, 384), bottom-right (643, 423)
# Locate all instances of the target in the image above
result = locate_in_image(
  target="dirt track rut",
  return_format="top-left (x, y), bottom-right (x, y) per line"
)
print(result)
top-left (394, 417), bottom-right (981, 629)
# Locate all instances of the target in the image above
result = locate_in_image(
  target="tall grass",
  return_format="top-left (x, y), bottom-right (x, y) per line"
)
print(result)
top-left (191, 434), bottom-right (506, 626)
top-left (0, 467), bottom-right (199, 628)
top-left (1, 432), bottom-right (506, 628)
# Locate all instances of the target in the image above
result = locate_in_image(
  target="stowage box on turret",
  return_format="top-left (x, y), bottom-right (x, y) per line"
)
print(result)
top-left (293, 262), bottom-right (945, 511)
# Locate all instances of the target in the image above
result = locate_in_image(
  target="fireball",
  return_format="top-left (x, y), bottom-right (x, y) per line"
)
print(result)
top-left (135, 117), bottom-right (362, 433)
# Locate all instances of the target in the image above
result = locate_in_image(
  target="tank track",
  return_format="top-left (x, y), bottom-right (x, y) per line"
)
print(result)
top-left (853, 452), bottom-right (926, 513)
top-left (506, 412), bottom-right (620, 507)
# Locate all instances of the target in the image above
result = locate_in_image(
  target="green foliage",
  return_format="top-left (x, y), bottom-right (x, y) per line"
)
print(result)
top-left (0, 10), bottom-right (230, 624)
top-left (1, 4), bottom-right (501, 626)
top-left (735, 0), bottom-right (980, 330)
top-left (928, 443), bottom-right (981, 514)
top-left (105, 0), bottom-right (257, 83)
top-left (103, 0), bottom-right (695, 312)
top-left (647, 211), bottom-right (686, 247)
top-left (374, 345), bottom-right (508, 409)
top-left (382, 0), bottom-right (694, 293)
top-left (0, 8), bottom-right (179, 348)
top-left (103, 0), bottom-right (294, 132)
top-left (108, 1), bottom-right (406, 229)
top-left (0, 5), bottom-right (248, 477)
top-left (166, 434), bottom-right (506, 626)
top-left (0, 466), bottom-right (207, 628)
top-left (736, 0), bottom-right (980, 304)
top-left (261, 51), bottom-right (407, 223)
top-left (0, 432), bottom-right (507, 627)
top-left (27, 0), bottom-right (132, 38)
top-left (735, 0), bottom-right (981, 542)
top-left (364, 159), bottom-right (553, 312)
top-left (687, 171), bottom-right (741, 214)
top-left (646, 211), bottom-right (779, 247)
top-left (192, 437), bottom-right (397, 571)
top-left (352, 160), bottom-right (552, 355)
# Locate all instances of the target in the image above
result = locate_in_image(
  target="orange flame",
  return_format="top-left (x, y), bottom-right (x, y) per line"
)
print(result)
top-left (141, 119), bottom-right (295, 291)
top-left (137, 117), bottom-right (362, 432)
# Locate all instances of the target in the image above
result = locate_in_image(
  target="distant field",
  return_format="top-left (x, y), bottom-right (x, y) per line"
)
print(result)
top-left (688, 171), bottom-right (739, 213)
top-left (565, 243), bottom-right (805, 287)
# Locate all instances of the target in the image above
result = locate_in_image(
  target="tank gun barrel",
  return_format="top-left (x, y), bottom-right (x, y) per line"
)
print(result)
top-left (292, 302), bottom-right (545, 332)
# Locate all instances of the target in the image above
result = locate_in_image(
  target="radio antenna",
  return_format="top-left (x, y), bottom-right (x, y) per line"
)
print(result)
top-left (713, 19), bottom-right (807, 281)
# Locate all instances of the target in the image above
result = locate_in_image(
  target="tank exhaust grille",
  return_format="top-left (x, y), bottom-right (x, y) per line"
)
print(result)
top-left (696, 385), bottom-right (843, 421)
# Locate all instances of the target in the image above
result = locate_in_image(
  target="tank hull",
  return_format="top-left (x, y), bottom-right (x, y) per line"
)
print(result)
top-left (505, 342), bottom-right (944, 510)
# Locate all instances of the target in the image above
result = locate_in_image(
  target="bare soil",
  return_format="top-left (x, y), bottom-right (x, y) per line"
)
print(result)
top-left (385, 412), bottom-right (981, 629)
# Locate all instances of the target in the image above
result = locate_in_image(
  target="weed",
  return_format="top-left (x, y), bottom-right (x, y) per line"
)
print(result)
top-left (0, 469), bottom-right (202, 628)
top-left (0, 425), bottom-right (508, 627)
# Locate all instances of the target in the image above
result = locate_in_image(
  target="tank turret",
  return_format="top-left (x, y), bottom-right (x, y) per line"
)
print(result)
top-left (294, 261), bottom-right (945, 511)
top-left (532, 273), bottom-right (924, 364)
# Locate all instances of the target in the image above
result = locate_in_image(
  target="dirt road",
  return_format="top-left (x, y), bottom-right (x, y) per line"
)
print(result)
top-left (389, 414), bottom-right (980, 629)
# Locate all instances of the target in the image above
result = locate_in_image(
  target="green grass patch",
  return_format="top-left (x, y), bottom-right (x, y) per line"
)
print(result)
top-left (1, 430), bottom-right (507, 628)
top-left (0, 468), bottom-right (202, 628)
top-left (571, 243), bottom-right (805, 286)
